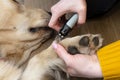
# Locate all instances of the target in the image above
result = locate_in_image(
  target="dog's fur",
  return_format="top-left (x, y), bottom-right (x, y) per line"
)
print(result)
top-left (0, 0), bottom-right (103, 80)
top-left (0, 0), bottom-right (53, 66)
top-left (0, 0), bottom-right (53, 79)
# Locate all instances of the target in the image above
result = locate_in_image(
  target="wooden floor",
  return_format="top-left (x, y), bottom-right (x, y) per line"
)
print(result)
top-left (18, 0), bottom-right (120, 80)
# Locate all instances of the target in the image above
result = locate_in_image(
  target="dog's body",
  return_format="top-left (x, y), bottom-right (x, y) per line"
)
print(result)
top-left (0, 0), bottom-right (103, 80)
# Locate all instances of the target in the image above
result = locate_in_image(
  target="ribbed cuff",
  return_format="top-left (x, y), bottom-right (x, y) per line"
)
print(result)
top-left (97, 40), bottom-right (120, 80)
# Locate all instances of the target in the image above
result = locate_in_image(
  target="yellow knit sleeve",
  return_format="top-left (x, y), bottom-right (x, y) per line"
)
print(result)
top-left (97, 40), bottom-right (120, 80)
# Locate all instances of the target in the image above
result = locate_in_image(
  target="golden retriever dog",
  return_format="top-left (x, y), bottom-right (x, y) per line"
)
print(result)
top-left (0, 0), bottom-right (103, 80)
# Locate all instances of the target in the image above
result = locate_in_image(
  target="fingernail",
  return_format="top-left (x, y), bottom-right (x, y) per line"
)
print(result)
top-left (52, 41), bottom-right (58, 49)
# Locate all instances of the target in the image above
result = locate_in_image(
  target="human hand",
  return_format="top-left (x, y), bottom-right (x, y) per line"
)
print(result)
top-left (49, 0), bottom-right (87, 31)
top-left (52, 42), bottom-right (103, 78)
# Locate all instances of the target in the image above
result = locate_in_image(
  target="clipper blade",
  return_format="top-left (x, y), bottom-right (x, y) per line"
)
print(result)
top-left (55, 35), bottom-right (62, 43)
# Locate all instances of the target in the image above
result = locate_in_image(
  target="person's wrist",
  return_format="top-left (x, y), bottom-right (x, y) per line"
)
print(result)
top-left (75, 55), bottom-right (103, 78)
top-left (68, 54), bottom-right (103, 78)
top-left (90, 55), bottom-right (103, 78)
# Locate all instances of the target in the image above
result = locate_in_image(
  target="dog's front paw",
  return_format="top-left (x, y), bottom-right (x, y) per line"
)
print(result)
top-left (60, 34), bottom-right (103, 55)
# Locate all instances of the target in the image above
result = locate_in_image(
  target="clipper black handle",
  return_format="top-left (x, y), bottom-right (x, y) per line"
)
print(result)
top-left (58, 14), bottom-right (78, 39)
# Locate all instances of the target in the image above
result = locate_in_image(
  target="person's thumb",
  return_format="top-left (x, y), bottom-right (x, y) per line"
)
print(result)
top-left (49, 1), bottom-right (68, 31)
top-left (52, 41), bottom-right (71, 62)
top-left (77, 11), bottom-right (86, 24)
top-left (48, 13), bottom-right (60, 31)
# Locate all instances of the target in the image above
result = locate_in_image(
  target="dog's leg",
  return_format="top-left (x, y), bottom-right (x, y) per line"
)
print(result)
top-left (21, 55), bottom-right (46, 80)
top-left (21, 46), bottom-right (65, 80)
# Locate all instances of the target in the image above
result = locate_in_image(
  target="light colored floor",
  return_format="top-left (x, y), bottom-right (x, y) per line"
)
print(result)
top-left (18, 0), bottom-right (120, 80)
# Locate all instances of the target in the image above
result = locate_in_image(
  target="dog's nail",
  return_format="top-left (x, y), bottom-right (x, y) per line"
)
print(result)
top-left (52, 41), bottom-right (58, 49)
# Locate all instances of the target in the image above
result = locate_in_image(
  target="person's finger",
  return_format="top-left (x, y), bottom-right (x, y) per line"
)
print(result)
top-left (77, 8), bottom-right (86, 24)
top-left (49, 1), bottom-right (69, 30)
top-left (48, 13), bottom-right (60, 30)
top-left (72, 1), bottom-right (87, 24)
top-left (52, 41), bottom-right (72, 62)
top-left (49, 21), bottom-right (61, 31)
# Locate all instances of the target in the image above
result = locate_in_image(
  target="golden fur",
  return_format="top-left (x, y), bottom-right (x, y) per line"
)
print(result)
top-left (0, 0), bottom-right (53, 79)
top-left (0, 0), bottom-right (52, 66)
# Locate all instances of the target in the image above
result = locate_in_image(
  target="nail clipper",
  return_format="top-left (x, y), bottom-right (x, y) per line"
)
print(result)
top-left (56, 14), bottom-right (78, 42)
